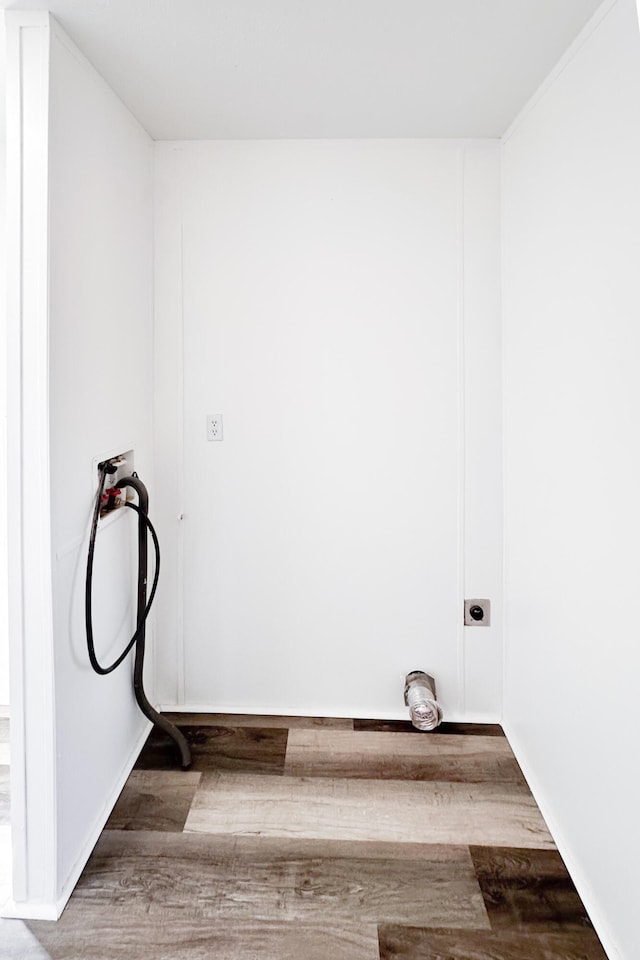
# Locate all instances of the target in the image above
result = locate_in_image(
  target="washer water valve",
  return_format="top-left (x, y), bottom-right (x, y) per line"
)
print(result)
top-left (98, 455), bottom-right (128, 516)
top-left (404, 671), bottom-right (443, 731)
top-left (101, 486), bottom-right (123, 514)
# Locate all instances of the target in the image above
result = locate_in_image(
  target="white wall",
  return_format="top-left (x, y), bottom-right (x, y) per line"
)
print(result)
top-left (47, 23), bottom-right (154, 902)
top-left (154, 139), bottom-right (502, 721)
top-left (502, 2), bottom-right (640, 958)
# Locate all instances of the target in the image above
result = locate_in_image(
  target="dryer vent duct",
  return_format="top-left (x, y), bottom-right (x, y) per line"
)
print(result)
top-left (404, 671), bottom-right (443, 731)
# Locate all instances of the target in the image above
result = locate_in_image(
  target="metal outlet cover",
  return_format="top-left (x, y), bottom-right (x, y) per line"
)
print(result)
top-left (464, 599), bottom-right (491, 626)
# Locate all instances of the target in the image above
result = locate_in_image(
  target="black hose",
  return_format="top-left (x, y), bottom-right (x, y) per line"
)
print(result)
top-left (85, 465), bottom-right (191, 769)
top-left (85, 495), bottom-right (160, 674)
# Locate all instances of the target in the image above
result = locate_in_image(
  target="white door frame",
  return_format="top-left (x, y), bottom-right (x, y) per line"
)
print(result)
top-left (4, 11), bottom-right (58, 919)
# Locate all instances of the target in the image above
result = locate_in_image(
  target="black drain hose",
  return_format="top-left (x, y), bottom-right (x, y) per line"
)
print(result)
top-left (85, 465), bottom-right (191, 770)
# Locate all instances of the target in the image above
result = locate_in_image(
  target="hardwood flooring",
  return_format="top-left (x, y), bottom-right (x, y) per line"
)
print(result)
top-left (4, 712), bottom-right (607, 960)
top-left (69, 831), bottom-right (489, 930)
top-left (28, 907), bottom-right (381, 960)
top-left (378, 925), bottom-right (609, 960)
top-left (469, 845), bottom-right (595, 931)
top-left (105, 771), bottom-right (202, 832)
top-left (134, 724), bottom-right (288, 774)
top-left (284, 729), bottom-right (526, 782)
top-left (185, 772), bottom-right (554, 847)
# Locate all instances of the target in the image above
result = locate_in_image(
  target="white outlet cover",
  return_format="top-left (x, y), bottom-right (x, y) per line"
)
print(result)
top-left (207, 414), bottom-right (224, 441)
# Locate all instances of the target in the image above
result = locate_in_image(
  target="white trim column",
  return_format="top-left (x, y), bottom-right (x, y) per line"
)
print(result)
top-left (4, 11), bottom-right (58, 919)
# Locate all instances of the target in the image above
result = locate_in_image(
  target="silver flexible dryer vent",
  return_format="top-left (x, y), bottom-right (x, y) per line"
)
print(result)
top-left (404, 671), bottom-right (443, 731)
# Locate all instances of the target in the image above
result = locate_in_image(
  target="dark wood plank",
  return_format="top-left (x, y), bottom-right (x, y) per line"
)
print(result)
top-left (470, 846), bottom-right (595, 931)
top-left (471, 845), bottom-right (576, 881)
top-left (285, 730), bottom-right (525, 783)
top-left (134, 724), bottom-right (288, 774)
top-left (105, 771), bottom-right (201, 832)
top-left (354, 719), bottom-right (505, 737)
top-left (378, 925), bottom-right (609, 960)
top-left (163, 711), bottom-right (354, 730)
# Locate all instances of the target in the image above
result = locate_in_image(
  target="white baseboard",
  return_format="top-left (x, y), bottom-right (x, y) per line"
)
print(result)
top-left (0, 706), bottom-right (10, 719)
top-left (158, 702), bottom-right (502, 725)
top-left (503, 721), bottom-right (622, 960)
top-left (1, 899), bottom-right (60, 921)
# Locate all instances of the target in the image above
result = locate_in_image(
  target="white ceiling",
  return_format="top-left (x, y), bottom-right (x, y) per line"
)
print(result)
top-left (1, 0), bottom-right (606, 140)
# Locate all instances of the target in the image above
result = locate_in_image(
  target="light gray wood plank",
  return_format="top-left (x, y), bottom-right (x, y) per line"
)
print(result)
top-left (285, 729), bottom-right (525, 782)
top-left (28, 907), bottom-right (379, 960)
top-left (105, 771), bottom-right (201, 832)
top-left (163, 712), bottom-right (354, 730)
top-left (185, 772), bottom-right (555, 849)
top-left (71, 829), bottom-right (489, 930)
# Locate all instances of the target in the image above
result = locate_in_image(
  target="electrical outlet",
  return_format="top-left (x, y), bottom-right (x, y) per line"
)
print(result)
top-left (464, 599), bottom-right (491, 626)
top-left (207, 414), bottom-right (224, 441)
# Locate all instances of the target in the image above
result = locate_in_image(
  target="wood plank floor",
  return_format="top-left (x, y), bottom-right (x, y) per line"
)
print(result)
top-left (3, 713), bottom-right (608, 960)
top-left (184, 772), bottom-right (554, 847)
top-left (284, 728), bottom-right (527, 782)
